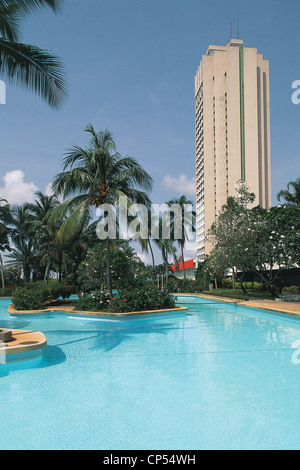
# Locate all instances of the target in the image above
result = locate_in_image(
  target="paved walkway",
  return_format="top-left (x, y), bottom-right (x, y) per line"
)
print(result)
top-left (0, 329), bottom-right (47, 355)
top-left (239, 299), bottom-right (300, 317)
top-left (177, 293), bottom-right (300, 317)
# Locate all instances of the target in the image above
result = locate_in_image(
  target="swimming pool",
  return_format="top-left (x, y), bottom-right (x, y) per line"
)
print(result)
top-left (1, 296), bottom-right (300, 450)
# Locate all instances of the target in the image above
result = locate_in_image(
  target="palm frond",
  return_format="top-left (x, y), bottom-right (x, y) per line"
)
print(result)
top-left (112, 188), bottom-right (152, 209)
top-left (0, 38), bottom-right (67, 108)
top-left (55, 198), bottom-right (92, 243)
top-left (0, 0), bottom-right (63, 15)
top-left (52, 169), bottom-right (96, 198)
top-left (61, 145), bottom-right (91, 170)
top-left (109, 156), bottom-right (153, 193)
top-left (47, 194), bottom-right (90, 228)
top-left (85, 124), bottom-right (116, 153)
top-left (0, 2), bottom-right (21, 41)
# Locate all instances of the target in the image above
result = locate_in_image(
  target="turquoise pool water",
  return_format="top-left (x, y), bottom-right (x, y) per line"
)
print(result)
top-left (1, 296), bottom-right (300, 450)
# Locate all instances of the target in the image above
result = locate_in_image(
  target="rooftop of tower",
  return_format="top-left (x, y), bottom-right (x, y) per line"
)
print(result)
top-left (206, 38), bottom-right (244, 55)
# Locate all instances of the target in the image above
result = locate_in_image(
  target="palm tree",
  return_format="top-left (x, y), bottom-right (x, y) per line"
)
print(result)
top-left (277, 178), bottom-right (300, 206)
top-left (26, 191), bottom-right (59, 283)
top-left (131, 206), bottom-right (156, 271)
top-left (155, 237), bottom-right (175, 278)
top-left (0, 198), bottom-right (11, 288)
top-left (153, 216), bottom-right (176, 278)
top-left (49, 124), bottom-right (153, 297)
top-left (7, 204), bottom-right (36, 283)
top-left (166, 195), bottom-right (196, 279)
top-left (0, 0), bottom-right (67, 108)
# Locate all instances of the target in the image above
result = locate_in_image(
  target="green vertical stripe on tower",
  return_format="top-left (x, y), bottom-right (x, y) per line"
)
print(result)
top-left (239, 46), bottom-right (245, 182)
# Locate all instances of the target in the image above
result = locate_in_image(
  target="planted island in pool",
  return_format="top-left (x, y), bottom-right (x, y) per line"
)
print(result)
top-left (9, 280), bottom-right (185, 316)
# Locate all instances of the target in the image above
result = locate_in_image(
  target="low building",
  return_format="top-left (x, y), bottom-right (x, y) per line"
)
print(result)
top-left (170, 259), bottom-right (195, 280)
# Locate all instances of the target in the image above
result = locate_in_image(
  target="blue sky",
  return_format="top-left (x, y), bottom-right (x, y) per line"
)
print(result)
top-left (0, 0), bottom-right (300, 261)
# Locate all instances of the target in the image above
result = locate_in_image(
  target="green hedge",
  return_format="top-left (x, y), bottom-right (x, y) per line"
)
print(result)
top-left (221, 279), bottom-right (269, 291)
top-left (282, 286), bottom-right (300, 294)
top-left (203, 290), bottom-right (250, 301)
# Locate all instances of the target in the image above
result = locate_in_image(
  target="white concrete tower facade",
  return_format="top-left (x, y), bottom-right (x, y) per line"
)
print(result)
top-left (195, 39), bottom-right (271, 261)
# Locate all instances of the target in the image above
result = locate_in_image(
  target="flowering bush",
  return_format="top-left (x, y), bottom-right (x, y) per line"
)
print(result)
top-left (109, 283), bottom-right (176, 313)
top-left (74, 280), bottom-right (177, 313)
top-left (74, 291), bottom-right (111, 311)
top-left (12, 287), bottom-right (45, 311)
top-left (42, 281), bottom-right (75, 301)
top-left (11, 283), bottom-right (77, 311)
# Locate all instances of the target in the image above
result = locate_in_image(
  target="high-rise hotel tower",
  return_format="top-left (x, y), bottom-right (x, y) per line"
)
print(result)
top-left (195, 38), bottom-right (271, 261)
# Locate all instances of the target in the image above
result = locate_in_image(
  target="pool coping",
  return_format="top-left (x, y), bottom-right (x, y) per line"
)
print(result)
top-left (7, 304), bottom-right (189, 317)
top-left (0, 329), bottom-right (47, 355)
top-left (175, 293), bottom-right (300, 317)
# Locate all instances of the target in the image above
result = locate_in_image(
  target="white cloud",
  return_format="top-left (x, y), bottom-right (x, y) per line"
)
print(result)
top-left (45, 182), bottom-right (54, 197)
top-left (136, 252), bottom-right (151, 265)
top-left (161, 174), bottom-right (196, 196)
top-left (0, 170), bottom-right (39, 205)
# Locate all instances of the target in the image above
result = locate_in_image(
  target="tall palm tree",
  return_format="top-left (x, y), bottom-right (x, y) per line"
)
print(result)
top-left (0, 0), bottom-right (67, 108)
top-left (166, 195), bottom-right (196, 279)
top-left (277, 178), bottom-right (300, 206)
top-left (49, 124), bottom-right (153, 297)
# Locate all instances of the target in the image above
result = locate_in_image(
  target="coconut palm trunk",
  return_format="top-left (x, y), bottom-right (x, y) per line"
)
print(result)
top-left (106, 236), bottom-right (113, 297)
top-left (43, 253), bottom-right (51, 285)
top-left (148, 239), bottom-right (155, 269)
top-left (180, 243), bottom-right (186, 279)
top-left (0, 253), bottom-right (4, 288)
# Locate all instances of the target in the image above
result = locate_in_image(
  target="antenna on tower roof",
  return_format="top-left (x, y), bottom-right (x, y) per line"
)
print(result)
top-left (237, 18), bottom-right (240, 39)
top-left (230, 20), bottom-right (232, 40)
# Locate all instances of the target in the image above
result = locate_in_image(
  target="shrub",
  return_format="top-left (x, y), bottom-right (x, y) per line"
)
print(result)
top-left (282, 286), bottom-right (300, 294)
top-left (249, 282), bottom-right (268, 292)
top-left (11, 282), bottom-right (77, 310)
top-left (221, 279), bottom-right (269, 292)
top-left (203, 289), bottom-right (249, 301)
top-left (44, 281), bottom-right (76, 301)
top-left (0, 287), bottom-right (15, 297)
top-left (74, 291), bottom-right (111, 312)
top-left (12, 287), bottom-right (45, 311)
top-left (167, 278), bottom-right (203, 294)
top-left (74, 280), bottom-right (177, 313)
top-left (111, 281), bottom-right (176, 313)
top-left (221, 278), bottom-right (233, 289)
